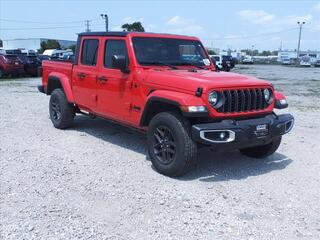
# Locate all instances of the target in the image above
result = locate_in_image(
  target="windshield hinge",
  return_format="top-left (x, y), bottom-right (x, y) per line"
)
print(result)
top-left (195, 87), bottom-right (203, 97)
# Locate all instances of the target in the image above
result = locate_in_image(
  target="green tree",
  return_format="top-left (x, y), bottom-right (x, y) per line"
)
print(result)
top-left (241, 49), bottom-right (259, 56)
top-left (271, 50), bottom-right (278, 56)
top-left (38, 39), bottom-right (61, 54)
top-left (0, 39), bottom-right (3, 48)
top-left (121, 22), bottom-right (145, 32)
top-left (261, 50), bottom-right (271, 56)
top-left (206, 49), bottom-right (217, 55)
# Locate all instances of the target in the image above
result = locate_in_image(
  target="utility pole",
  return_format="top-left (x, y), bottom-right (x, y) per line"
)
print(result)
top-left (296, 21), bottom-right (305, 62)
top-left (85, 20), bottom-right (91, 32)
top-left (101, 14), bottom-right (108, 32)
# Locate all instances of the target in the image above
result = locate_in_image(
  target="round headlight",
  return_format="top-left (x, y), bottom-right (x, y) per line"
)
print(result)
top-left (208, 91), bottom-right (218, 106)
top-left (264, 89), bottom-right (272, 103)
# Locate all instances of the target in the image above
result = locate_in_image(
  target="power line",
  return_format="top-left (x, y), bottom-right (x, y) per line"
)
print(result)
top-left (0, 24), bottom-right (105, 30)
top-left (0, 25), bottom-right (85, 30)
top-left (0, 18), bottom-right (100, 24)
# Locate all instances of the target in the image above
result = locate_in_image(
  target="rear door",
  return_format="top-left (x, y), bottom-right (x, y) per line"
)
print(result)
top-left (72, 37), bottom-right (100, 111)
top-left (96, 37), bottom-right (133, 120)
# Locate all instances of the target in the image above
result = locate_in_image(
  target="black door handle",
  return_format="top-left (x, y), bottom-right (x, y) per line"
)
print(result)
top-left (78, 73), bottom-right (86, 79)
top-left (97, 76), bottom-right (108, 82)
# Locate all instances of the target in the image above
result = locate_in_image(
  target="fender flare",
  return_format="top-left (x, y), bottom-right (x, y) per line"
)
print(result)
top-left (47, 72), bottom-right (74, 103)
top-left (147, 90), bottom-right (206, 106)
top-left (139, 90), bottom-right (207, 126)
top-left (274, 90), bottom-right (288, 109)
top-left (274, 91), bottom-right (286, 101)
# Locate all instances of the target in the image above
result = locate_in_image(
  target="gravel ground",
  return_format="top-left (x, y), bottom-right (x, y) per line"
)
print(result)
top-left (0, 65), bottom-right (320, 239)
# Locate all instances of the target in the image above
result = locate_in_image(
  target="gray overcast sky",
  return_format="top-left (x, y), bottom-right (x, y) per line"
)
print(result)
top-left (0, 0), bottom-right (319, 51)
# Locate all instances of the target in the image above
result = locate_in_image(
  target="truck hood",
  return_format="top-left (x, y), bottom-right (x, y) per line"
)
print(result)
top-left (144, 69), bottom-right (271, 93)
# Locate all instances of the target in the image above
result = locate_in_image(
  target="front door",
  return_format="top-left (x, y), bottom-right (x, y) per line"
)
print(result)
top-left (72, 37), bottom-right (100, 111)
top-left (96, 38), bottom-right (132, 121)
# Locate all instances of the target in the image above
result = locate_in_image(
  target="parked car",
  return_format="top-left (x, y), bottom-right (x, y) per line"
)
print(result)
top-left (0, 48), bottom-right (6, 55)
top-left (232, 57), bottom-right (239, 65)
top-left (43, 49), bottom-right (73, 59)
top-left (281, 58), bottom-right (292, 65)
top-left (211, 55), bottom-right (223, 70)
top-left (210, 55), bottom-right (233, 71)
top-left (38, 54), bottom-right (51, 62)
top-left (0, 54), bottom-right (24, 78)
top-left (222, 55), bottom-right (234, 69)
top-left (39, 31), bottom-right (294, 177)
top-left (242, 56), bottom-right (254, 64)
top-left (5, 49), bottom-right (23, 55)
top-left (17, 54), bottom-right (41, 76)
top-left (299, 60), bottom-right (311, 67)
top-left (62, 54), bottom-right (74, 62)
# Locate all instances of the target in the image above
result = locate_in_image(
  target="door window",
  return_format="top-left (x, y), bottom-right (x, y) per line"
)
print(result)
top-left (81, 39), bottom-right (99, 66)
top-left (104, 40), bottom-right (128, 68)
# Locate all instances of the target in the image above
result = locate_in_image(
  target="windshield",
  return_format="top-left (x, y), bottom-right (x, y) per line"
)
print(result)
top-left (132, 37), bottom-right (211, 67)
top-left (222, 56), bottom-right (232, 61)
top-left (5, 55), bottom-right (19, 60)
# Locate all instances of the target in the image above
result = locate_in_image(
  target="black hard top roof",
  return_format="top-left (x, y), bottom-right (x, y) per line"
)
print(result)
top-left (78, 31), bottom-right (197, 38)
top-left (78, 31), bottom-right (129, 37)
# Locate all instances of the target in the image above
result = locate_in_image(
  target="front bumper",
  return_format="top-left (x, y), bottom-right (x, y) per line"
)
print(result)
top-left (191, 113), bottom-right (294, 149)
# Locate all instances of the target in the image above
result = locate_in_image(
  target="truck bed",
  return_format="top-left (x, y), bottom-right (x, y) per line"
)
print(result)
top-left (41, 60), bottom-right (73, 91)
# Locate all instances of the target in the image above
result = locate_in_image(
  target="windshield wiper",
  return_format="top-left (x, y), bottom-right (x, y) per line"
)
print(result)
top-left (139, 61), bottom-right (178, 70)
top-left (173, 62), bottom-right (207, 70)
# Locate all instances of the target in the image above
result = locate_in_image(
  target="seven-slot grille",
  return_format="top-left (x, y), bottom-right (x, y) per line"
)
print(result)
top-left (216, 88), bottom-right (272, 113)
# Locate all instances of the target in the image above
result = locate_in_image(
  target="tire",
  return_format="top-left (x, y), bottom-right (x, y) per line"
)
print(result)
top-left (0, 69), bottom-right (3, 78)
top-left (49, 88), bottom-right (75, 129)
top-left (147, 112), bottom-right (197, 177)
top-left (239, 136), bottom-right (282, 158)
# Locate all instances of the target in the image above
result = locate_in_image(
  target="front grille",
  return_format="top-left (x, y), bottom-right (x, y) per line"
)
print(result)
top-left (216, 88), bottom-right (272, 113)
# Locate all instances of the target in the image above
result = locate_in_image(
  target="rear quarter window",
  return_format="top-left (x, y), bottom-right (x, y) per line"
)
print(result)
top-left (81, 39), bottom-right (99, 66)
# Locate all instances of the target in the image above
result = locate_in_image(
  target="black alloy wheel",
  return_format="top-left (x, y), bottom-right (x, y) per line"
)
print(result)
top-left (153, 126), bottom-right (176, 164)
top-left (49, 88), bottom-right (75, 129)
top-left (50, 97), bottom-right (62, 121)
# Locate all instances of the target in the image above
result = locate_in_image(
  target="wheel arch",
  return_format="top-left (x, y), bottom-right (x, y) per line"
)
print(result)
top-left (139, 97), bottom-right (181, 127)
top-left (139, 90), bottom-right (207, 127)
top-left (47, 73), bottom-right (74, 103)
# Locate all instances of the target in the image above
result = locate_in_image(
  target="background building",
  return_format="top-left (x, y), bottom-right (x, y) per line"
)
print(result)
top-left (2, 38), bottom-right (76, 52)
top-left (278, 50), bottom-right (320, 61)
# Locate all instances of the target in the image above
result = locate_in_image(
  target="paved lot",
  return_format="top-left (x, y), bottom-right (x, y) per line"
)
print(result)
top-left (1, 65), bottom-right (320, 239)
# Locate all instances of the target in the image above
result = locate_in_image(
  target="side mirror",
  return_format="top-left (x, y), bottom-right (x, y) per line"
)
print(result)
top-left (112, 55), bottom-right (129, 73)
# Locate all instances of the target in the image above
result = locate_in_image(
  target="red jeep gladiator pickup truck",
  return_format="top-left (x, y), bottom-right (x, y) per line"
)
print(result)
top-left (39, 31), bottom-right (294, 177)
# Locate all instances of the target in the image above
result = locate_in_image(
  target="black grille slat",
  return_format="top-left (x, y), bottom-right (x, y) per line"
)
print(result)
top-left (215, 88), bottom-right (270, 114)
top-left (234, 90), bottom-right (239, 112)
top-left (240, 90), bottom-right (245, 111)
top-left (257, 89), bottom-right (263, 109)
top-left (252, 89), bottom-right (257, 110)
top-left (246, 89), bottom-right (251, 111)
top-left (226, 90), bottom-right (232, 112)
